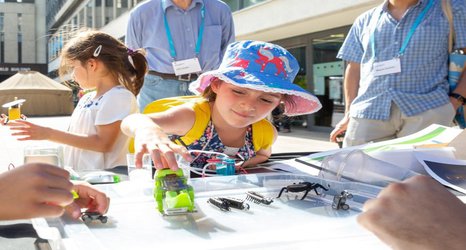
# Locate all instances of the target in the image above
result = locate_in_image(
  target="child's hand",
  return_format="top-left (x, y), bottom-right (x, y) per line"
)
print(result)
top-left (134, 127), bottom-right (191, 171)
top-left (0, 114), bottom-right (8, 125)
top-left (7, 119), bottom-right (51, 140)
top-left (0, 163), bottom-right (74, 220)
top-left (65, 182), bottom-right (110, 219)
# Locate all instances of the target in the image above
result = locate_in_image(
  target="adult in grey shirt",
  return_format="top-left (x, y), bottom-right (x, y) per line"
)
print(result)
top-left (126, 0), bottom-right (235, 111)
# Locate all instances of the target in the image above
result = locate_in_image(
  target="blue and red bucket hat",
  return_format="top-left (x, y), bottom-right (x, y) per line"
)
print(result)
top-left (189, 40), bottom-right (322, 116)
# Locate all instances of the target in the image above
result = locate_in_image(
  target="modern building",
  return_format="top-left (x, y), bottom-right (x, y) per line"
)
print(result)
top-left (45, 0), bottom-right (379, 131)
top-left (0, 0), bottom-right (47, 82)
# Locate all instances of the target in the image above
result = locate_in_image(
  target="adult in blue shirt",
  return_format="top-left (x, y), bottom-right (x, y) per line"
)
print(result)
top-left (330, 0), bottom-right (466, 147)
top-left (126, 0), bottom-right (235, 112)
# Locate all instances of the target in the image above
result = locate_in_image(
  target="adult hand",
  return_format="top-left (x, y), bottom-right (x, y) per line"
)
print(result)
top-left (134, 126), bottom-right (191, 171)
top-left (0, 163), bottom-right (74, 220)
top-left (330, 114), bottom-right (350, 143)
top-left (7, 119), bottom-right (52, 140)
top-left (65, 182), bottom-right (110, 219)
top-left (358, 175), bottom-right (466, 250)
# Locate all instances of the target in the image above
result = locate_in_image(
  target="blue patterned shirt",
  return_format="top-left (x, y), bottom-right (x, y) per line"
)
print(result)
top-left (338, 0), bottom-right (466, 120)
top-left (125, 0), bottom-right (235, 74)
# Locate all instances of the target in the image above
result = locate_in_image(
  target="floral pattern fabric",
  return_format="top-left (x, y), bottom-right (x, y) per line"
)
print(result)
top-left (174, 121), bottom-right (256, 169)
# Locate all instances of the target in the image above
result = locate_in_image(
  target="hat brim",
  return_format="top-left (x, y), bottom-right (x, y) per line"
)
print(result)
top-left (189, 68), bottom-right (322, 116)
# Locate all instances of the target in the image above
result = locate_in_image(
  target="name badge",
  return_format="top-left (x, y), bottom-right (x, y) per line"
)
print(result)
top-left (372, 58), bottom-right (401, 77)
top-left (172, 58), bottom-right (202, 76)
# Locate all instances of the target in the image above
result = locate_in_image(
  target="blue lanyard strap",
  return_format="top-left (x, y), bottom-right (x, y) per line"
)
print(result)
top-left (162, 0), bottom-right (205, 59)
top-left (370, 0), bottom-right (434, 59)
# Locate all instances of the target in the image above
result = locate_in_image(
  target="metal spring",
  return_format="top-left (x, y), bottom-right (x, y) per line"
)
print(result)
top-left (245, 191), bottom-right (273, 205)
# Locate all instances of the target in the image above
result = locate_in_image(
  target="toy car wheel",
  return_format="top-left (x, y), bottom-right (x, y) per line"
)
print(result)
top-left (81, 214), bottom-right (91, 222)
top-left (100, 216), bottom-right (108, 224)
top-left (342, 204), bottom-right (350, 210)
top-left (346, 193), bottom-right (353, 199)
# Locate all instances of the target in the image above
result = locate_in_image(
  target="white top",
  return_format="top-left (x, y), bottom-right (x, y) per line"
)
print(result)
top-left (64, 86), bottom-right (138, 171)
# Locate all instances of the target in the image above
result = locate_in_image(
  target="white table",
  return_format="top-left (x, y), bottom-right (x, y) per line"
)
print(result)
top-left (35, 172), bottom-right (388, 250)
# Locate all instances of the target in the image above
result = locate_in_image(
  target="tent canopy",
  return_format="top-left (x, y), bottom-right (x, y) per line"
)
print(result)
top-left (0, 71), bottom-right (74, 116)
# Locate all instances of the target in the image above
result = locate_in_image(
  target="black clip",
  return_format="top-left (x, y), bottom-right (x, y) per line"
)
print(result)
top-left (218, 197), bottom-right (250, 210)
top-left (207, 197), bottom-right (230, 211)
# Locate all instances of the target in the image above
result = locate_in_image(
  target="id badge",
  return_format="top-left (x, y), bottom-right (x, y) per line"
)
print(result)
top-left (372, 58), bottom-right (401, 77)
top-left (172, 58), bottom-right (202, 76)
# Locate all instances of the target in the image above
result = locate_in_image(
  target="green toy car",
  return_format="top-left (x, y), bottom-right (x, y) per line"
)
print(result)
top-left (154, 169), bottom-right (196, 216)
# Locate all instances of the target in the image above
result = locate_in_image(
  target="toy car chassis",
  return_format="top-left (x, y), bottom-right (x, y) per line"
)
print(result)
top-left (154, 169), bottom-right (196, 216)
top-left (81, 211), bottom-right (108, 223)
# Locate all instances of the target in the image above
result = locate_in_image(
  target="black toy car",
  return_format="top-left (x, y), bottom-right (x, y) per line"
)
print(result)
top-left (332, 190), bottom-right (353, 210)
top-left (81, 211), bottom-right (108, 223)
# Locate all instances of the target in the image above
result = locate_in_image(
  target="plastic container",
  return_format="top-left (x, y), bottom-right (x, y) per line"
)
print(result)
top-left (319, 150), bottom-right (419, 187)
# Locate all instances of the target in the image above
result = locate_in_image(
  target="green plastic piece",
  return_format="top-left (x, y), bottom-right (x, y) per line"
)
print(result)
top-left (113, 175), bottom-right (121, 183)
top-left (154, 169), bottom-right (195, 215)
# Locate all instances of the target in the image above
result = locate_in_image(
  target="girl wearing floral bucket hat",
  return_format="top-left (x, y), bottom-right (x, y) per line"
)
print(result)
top-left (121, 40), bottom-right (321, 174)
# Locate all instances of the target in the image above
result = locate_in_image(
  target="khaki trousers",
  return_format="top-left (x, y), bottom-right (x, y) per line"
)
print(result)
top-left (343, 103), bottom-right (455, 147)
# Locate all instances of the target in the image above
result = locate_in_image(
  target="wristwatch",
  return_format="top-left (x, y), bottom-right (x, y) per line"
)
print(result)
top-left (449, 93), bottom-right (466, 105)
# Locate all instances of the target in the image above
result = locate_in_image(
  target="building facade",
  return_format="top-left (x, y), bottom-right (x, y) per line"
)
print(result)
top-left (46, 0), bottom-right (379, 131)
top-left (0, 0), bottom-right (47, 82)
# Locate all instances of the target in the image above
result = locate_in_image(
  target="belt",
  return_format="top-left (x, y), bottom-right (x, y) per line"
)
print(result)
top-left (148, 71), bottom-right (198, 82)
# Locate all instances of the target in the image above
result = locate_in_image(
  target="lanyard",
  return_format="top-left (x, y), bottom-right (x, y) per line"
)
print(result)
top-left (370, 0), bottom-right (434, 59)
top-left (162, 0), bottom-right (205, 59)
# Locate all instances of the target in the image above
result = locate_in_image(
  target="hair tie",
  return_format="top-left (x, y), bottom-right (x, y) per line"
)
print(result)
top-left (127, 48), bottom-right (136, 56)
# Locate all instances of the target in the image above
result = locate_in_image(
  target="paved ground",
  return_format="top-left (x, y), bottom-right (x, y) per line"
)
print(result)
top-left (274, 127), bottom-right (338, 153)
top-left (0, 116), bottom-right (338, 172)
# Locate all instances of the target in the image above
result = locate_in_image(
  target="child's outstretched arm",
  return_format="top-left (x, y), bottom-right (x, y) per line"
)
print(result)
top-left (0, 163), bottom-right (74, 220)
top-left (241, 148), bottom-right (272, 168)
top-left (7, 120), bottom-right (122, 153)
top-left (121, 106), bottom-right (194, 171)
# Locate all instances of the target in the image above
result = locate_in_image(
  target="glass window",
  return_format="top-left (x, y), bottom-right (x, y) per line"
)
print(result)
top-left (72, 15), bottom-right (78, 29)
top-left (17, 13), bottom-right (22, 32)
top-left (283, 46), bottom-right (307, 127)
top-left (18, 33), bottom-right (22, 63)
top-left (0, 13), bottom-right (3, 32)
top-left (223, 0), bottom-right (239, 12)
top-left (312, 33), bottom-right (345, 127)
top-left (79, 9), bottom-right (85, 27)
top-left (223, 0), bottom-right (265, 12)
top-left (243, 0), bottom-right (265, 8)
top-left (95, 0), bottom-right (103, 28)
top-left (0, 32), bottom-right (4, 63)
top-left (87, 1), bottom-right (94, 28)
top-left (117, 0), bottom-right (129, 16)
top-left (105, 0), bottom-right (114, 24)
top-left (117, 0), bottom-right (128, 8)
